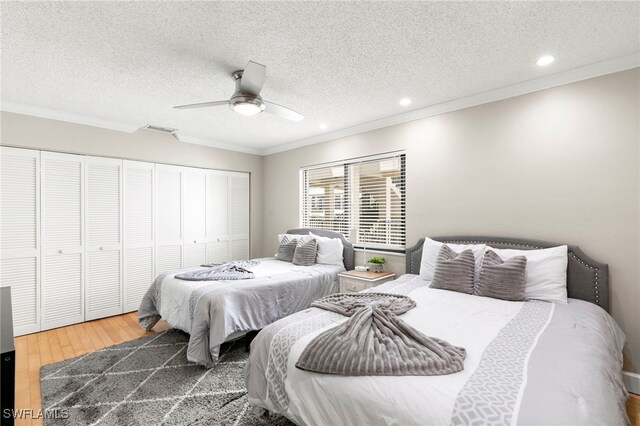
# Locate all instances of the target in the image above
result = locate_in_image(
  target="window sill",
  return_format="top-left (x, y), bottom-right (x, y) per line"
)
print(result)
top-left (353, 247), bottom-right (405, 257)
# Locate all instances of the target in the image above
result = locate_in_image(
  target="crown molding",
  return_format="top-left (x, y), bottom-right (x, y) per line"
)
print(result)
top-left (174, 133), bottom-right (262, 155)
top-left (262, 54), bottom-right (640, 156)
top-left (0, 101), bottom-right (262, 155)
top-left (3, 54), bottom-right (638, 157)
top-left (1, 101), bottom-right (141, 133)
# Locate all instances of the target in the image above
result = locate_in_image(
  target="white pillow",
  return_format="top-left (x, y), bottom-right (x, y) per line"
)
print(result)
top-left (489, 245), bottom-right (568, 303)
top-left (419, 237), bottom-right (487, 283)
top-left (309, 232), bottom-right (344, 266)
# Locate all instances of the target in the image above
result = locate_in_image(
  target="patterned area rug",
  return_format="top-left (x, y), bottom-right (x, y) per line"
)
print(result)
top-left (40, 329), bottom-right (292, 425)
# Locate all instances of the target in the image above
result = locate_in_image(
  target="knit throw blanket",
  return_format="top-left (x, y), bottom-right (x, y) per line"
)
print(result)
top-left (174, 260), bottom-right (258, 281)
top-left (295, 292), bottom-right (466, 376)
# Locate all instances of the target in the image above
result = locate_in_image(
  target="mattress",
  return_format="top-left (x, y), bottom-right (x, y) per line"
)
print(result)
top-left (138, 258), bottom-right (344, 367)
top-left (246, 274), bottom-right (628, 425)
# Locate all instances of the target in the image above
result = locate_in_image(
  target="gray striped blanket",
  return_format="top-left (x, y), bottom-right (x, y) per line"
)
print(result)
top-left (295, 292), bottom-right (466, 376)
top-left (174, 260), bottom-right (258, 281)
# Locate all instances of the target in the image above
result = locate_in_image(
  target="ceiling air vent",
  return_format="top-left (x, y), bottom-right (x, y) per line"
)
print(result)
top-left (143, 124), bottom-right (178, 134)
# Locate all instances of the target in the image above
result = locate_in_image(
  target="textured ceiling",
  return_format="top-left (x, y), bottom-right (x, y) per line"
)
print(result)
top-left (1, 1), bottom-right (639, 154)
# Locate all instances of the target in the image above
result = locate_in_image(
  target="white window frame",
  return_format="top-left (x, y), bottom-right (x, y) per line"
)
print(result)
top-left (300, 151), bottom-right (406, 251)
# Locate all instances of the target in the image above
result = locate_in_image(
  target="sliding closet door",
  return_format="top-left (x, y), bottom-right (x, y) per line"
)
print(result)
top-left (123, 160), bottom-right (155, 312)
top-left (41, 151), bottom-right (84, 330)
top-left (85, 156), bottom-right (123, 320)
top-left (229, 173), bottom-right (250, 260)
top-left (183, 167), bottom-right (207, 267)
top-left (206, 171), bottom-right (229, 264)
top-left (155, 164), bottom-right (183, 275)
top-left (0, 147), bottom-right (40, 335)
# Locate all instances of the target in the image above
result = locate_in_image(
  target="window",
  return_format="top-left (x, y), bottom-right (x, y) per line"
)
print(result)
top-left (300, 152), bottom-right (406, 250)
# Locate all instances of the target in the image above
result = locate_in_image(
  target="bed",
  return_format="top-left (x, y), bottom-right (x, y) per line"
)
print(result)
top-left (245, 236), bottom-right (628, 425)
top-left (137, 228), bottom-right (354, 367)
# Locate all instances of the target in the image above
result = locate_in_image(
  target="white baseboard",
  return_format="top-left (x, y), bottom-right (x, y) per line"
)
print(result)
top-left (624, 371), bottom-right (640, 395)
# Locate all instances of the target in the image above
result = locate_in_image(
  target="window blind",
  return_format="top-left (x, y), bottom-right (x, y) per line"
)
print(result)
top-left (300, 153), bottom-right (406, 250)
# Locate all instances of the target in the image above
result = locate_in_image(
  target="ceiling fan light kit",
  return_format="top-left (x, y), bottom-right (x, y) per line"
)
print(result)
top-left (230, 96), bottom-right (265, 116)
top-left (174, 61), bottom-right (304, 121)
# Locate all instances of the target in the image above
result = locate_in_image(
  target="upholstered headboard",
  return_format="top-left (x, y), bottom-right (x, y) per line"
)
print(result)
top-left (286, 228), bottom-right (355, 271)
top-left (405, 236), bottom-right (609, 312)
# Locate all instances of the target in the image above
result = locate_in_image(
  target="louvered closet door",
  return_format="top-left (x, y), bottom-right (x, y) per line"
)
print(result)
top-left (123, 161), bottom-right (154, 312)
top-left (0, 147), bottom-right (40, 335)
top-left (85, 157), bottom-right (123, 320)
top-left (229, 173), bottom-right (250, 260)
top-left (183, 167), bottom-right (207, 267)
top-left (41, 151), bottom-right (84, 330)
top-left (206, 171), bottom-right (229, 264)
top-left (155, 164), bottom-right (183, 275)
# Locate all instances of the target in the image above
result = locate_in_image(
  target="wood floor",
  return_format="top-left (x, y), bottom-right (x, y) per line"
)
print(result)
top-left (11, 312), bottom-right (640, 426)
top-left (12, 312), bottom-right (170, 426)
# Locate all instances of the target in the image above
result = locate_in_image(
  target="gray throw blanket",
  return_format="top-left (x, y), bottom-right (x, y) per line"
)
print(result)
top-left (295, 292), bottom-right (466, 376)
top-left (175, 260), bottom-right (258, 281)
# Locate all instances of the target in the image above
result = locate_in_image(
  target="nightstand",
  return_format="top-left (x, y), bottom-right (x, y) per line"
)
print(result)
top-left (338, 271), bottom-right (396, 293)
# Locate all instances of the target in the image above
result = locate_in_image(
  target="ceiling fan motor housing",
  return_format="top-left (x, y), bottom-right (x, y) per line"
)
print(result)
top-left (230, 70), bottom-right (265, 114)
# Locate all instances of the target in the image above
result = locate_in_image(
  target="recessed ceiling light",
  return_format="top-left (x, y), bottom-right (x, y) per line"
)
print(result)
top-left (319, 123), bottom-right (328, 130)
top-left (536, 55), bottom-right (555, 67)
top-left (399, 98), bottom-right (412, 107)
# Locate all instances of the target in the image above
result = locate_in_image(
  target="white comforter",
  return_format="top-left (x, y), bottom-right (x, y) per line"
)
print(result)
top-left (246, 274), bottom-right (628, 425)
top-left (138, 258), bottom-right (344, 367)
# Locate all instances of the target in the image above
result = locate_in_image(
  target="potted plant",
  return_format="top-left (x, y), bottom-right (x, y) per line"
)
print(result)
top-left (367, 256), bottom-right (386, 273)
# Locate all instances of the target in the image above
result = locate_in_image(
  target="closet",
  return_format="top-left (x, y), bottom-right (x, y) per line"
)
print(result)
top-left (0, 147), bottom-right (250, 335)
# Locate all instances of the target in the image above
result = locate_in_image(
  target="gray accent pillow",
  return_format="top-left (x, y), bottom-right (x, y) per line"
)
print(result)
top-left (275, 236), bottom-right (297, 262)
top-left (292, 238), bottom-right (318, 266)
top-left (430, 245), bottom-right (475, 294)
top-left (475, 250), bottom-right (527, 301)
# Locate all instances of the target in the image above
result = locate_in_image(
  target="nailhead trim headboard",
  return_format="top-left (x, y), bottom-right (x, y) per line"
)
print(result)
top-left (405, 236), bottom-right (609, 312)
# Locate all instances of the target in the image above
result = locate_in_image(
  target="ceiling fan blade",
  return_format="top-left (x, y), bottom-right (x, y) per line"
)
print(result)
top-left (263, 100), bottom-right (304, 121)
top-left (174, 100), bottom-right (228, 110)
top-left (240, 61), bottom-right (266, 95)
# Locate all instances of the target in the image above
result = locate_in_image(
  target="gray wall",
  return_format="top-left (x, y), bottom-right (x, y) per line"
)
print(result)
top-left (0, 111), bottom-right (264, 258)
top-left (262, 68), bottom-right (640, 372)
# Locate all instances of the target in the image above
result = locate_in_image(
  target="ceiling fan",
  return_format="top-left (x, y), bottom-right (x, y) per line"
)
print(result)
top-left (174, 61), bottom-right (304, 121)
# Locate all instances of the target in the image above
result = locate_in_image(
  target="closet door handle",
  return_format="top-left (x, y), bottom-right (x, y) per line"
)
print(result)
top-left (99, 246), bottom-right (104, 250)
top-left (58, 249), bottom-right (64, 254)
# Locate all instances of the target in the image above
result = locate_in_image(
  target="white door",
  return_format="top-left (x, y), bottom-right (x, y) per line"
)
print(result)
top-left (41, 151), bottom-right (84, 330)
top-left (155, 164), bottom-right (183, 275)
top-left (229, 173), bottom-right (250, 260)
top-left (123, 160), bottom-right (155, 312)
top-left (206, 171), bottom-right (229, 264)
top-left (0, 147), bottom-right (41, 335)
top-left (85, 156), bottom-right (123, 320)
top-left (183, 167), bottom-right (207, 267)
